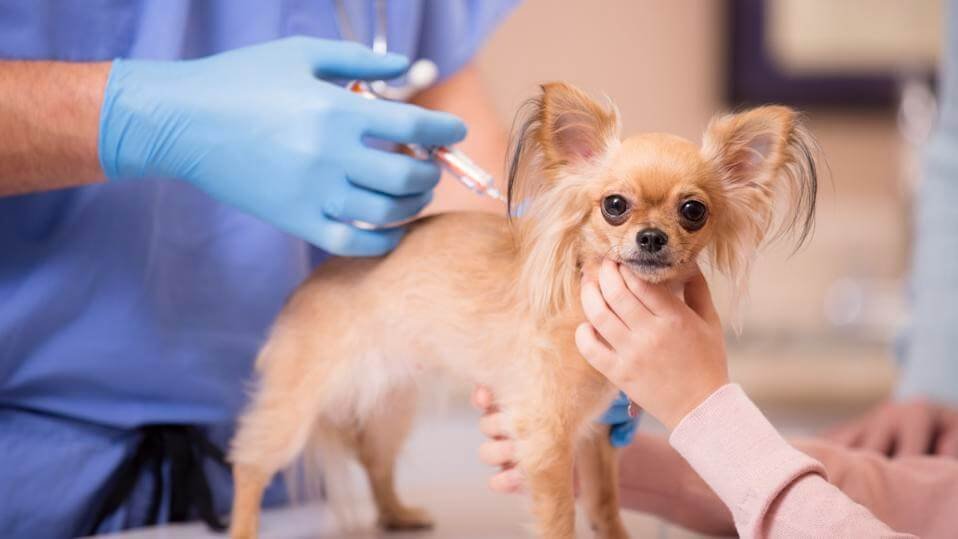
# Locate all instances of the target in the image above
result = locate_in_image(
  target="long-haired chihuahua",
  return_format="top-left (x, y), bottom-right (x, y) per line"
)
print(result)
top-left (228, 82), bottom-right (818, 539)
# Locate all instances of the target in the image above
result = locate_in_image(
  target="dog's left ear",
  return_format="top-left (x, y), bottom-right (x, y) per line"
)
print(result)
top-left (701, 106), bottom-right (819, 280)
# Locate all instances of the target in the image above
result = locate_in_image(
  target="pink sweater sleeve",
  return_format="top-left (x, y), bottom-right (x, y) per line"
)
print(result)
top-left (668, 384), bottom-right (915, 538)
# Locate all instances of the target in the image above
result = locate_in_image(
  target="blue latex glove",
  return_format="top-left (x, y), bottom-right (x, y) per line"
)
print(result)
top-left (98, 37), bottom-right (467, 256)
top-left (598, 392), bottom-right (640, 448)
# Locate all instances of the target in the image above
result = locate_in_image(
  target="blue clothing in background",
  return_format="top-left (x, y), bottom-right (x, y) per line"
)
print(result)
top-left (897, 0), bottom-right (958, 405)
top-left (0, 1), bottom-right (515, 536)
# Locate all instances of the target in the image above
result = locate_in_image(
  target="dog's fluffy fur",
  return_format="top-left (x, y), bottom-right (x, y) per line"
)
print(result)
top-left (227, 82), bottom-right (818, 539)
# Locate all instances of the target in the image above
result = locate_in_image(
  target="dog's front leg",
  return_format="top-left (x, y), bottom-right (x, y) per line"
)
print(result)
top-left (577, 426), bottom-right (629, 539)
top-left (514, 413), bottom-right (578, 538)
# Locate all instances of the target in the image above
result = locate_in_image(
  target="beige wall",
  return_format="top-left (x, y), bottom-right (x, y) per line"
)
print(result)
top-left (478, 0), bottom-right (724, 140)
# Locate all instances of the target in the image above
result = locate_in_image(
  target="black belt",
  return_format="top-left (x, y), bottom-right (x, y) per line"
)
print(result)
top-left (85, 424), bottom-right (229, 535)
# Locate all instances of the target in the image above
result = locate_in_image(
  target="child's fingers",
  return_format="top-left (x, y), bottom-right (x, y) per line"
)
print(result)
top-left (479, 439), bottom-right (516, 467)
top-left (575, 322), bottom-right (618, 376)
top-left (683, 270), bottom-right (720, 325)
top-left (598, 259), bottom-right (651, 329)
top-left (581, 278), bottom-right (631, 350)
top-left (488, 467), bottom-right (524, 494)
top-left (471, 385), bottom-right (498, 413)
top-left (618, 264), bottom-right (679, 316)
top-left (479, 411), bottom-right (510, 439)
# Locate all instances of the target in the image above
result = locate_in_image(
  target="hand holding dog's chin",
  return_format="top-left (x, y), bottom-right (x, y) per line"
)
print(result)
top-left (576, 259), bottom-right (730, 431)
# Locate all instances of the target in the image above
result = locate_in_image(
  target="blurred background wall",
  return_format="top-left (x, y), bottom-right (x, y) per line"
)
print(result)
top-left (474, 0), bottom-right (943, 422)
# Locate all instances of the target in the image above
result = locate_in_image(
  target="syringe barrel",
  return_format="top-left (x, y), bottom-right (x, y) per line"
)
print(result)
top-left (348, 81), bottom-right (503, 201)
top-left (432, 147), bottom-right (494, 191)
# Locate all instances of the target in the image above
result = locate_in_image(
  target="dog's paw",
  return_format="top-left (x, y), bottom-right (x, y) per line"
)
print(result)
top-left (590, 518), bottom-right (630, 539)
top-left (377, 506), bottom-right (435, 531)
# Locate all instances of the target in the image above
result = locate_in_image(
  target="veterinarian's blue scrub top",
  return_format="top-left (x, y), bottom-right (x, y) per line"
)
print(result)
top-left (0, 1), bottom-right (515, 536)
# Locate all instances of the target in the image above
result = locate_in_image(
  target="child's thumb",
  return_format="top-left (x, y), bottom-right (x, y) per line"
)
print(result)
top-left (684, 271), bottom-right (720, 325)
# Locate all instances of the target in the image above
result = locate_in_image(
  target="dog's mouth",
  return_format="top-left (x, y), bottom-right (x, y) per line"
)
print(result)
top-left (623, 257), bottom-right (673, 271)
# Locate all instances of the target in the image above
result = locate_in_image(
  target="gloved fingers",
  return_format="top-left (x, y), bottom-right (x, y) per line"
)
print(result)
top-left (307, 215), bottom-right (405, 257)
top-left (347, 151), bottom-right (442, 196)
top-left (598, 393), bottom-right (632, 425)
top-left (609, 417), bottom-right (640, 448)
top-left (597, 392), bottom-right (640, 448)
top-left (298, 38), bottom-right (410, 81)
top-left (363, 99), bottom-right (467, 147)
top-left (322, 185), bottom-right (433, 227)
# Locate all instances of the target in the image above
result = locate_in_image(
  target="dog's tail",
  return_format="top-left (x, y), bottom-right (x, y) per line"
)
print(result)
top-left (284, 425), bottom-right (364, 530)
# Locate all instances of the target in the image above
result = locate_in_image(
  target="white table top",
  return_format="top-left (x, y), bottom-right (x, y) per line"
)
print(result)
top-left (97, 403), bottom-right (706, 539)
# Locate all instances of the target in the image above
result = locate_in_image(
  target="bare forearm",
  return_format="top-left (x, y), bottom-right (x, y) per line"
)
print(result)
top-left (617, 433), bottom-right (735, 536)
top-left (412, 63), bottom-right (509, 214)
top-left (0, 61), bottom-right (110, 196)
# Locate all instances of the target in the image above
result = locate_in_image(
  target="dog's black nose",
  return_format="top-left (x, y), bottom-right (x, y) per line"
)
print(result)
top-left (637, 228), bottom-right (668, 253)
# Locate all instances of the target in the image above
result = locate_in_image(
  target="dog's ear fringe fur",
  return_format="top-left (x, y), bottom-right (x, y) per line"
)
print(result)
top-left (504, 91), bottom-right (582, 320)
top-left (505, 84), bottom-right (619, 319)
top-left (506, 84), bottom-right (621, 220)
top-left (506, 94), bottom-right (543, 220)
top-left (765, 113), bottom-right (819, 250)
top-left (705, 107), bottom-right (821, 314)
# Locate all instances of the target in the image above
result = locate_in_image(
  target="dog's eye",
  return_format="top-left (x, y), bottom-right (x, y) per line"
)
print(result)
top-left (601, 194), bottom-right (630, 225)
top-left (679, 200), bottom-right (708, 231)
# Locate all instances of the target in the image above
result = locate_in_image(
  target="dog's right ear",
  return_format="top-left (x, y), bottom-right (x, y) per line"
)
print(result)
top-left (536, 82), bottom-right (620, 171)
top-left (507, 83), bottom-right (620, 319)
top-left (701, 106), bottom-right (818, 279)
top-left (507, 82), bottom-right (619, 215)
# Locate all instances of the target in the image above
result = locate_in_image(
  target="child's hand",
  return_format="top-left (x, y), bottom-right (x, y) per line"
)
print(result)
top-left (471, 386), bottom-right (640, 495)
top-left (472, 385), bottom-right (523, 494)
top-left (576, 259), bottom-right (729, 430)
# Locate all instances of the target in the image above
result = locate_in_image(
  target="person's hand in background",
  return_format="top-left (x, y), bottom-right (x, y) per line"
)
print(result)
top-left (99, 37), bottom-right (466, 256)
top-left (576, 259), bottom-right (728, 430)
top-left (824, 398), bottom-right (958, 458)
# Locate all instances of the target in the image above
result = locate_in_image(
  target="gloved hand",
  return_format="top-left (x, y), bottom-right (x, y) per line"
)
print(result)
top-left (98, 37), bottom-right (466, 256)
top-left (598, 392), bottom-right (640, 448)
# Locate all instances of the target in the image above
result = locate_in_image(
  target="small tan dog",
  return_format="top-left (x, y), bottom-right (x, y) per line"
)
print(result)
top-left (228, 82), bottom-right (818, 538)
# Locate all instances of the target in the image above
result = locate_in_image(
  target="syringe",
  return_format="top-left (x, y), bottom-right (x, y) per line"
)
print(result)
top-left (348, 81), bottom-right (505, 203)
